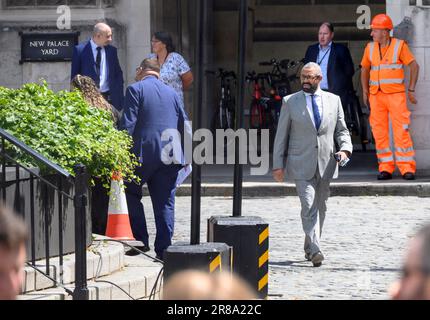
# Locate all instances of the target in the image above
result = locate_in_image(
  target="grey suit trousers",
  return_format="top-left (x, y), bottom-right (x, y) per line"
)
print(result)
top-left (295, 169), bottom-right (331, 256)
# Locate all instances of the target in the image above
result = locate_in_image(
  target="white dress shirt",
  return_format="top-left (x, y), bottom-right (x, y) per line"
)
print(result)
top-left (304, 87), bottom-right (323, 129)
top-left (90, 39), bottom-right (109, 93)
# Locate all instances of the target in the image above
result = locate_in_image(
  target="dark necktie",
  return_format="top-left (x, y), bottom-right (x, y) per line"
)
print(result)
top-left (311, 94), bottom-right (321, 130)
top-left (95, 47), bottom-right (102, 87)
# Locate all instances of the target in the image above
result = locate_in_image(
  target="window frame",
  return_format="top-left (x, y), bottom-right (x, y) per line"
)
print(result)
top-left (1, 0), bottom-right (114, 10)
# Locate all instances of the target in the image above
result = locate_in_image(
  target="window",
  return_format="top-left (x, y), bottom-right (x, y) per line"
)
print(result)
top-left (3, 0), bottom-right (114, 8)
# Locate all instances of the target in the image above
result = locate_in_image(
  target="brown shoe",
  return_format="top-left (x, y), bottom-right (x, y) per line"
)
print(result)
top-left (311, 251), bottom-right (324, 267)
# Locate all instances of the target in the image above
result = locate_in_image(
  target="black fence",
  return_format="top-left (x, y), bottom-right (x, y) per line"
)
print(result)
top-left (0, 128), bottom-right (91, 300)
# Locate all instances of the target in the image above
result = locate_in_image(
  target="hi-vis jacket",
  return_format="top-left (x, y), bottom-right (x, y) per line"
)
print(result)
top-left (367, 38), bottom-right (406, 94)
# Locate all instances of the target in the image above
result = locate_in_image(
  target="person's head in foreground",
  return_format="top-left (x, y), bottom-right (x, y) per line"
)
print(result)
top-left (391, 224), bottom-right (430, 300)
top-left (163, 270), bottom-right (258, 300)
top-left (0, 204), bottom-right (27, 300)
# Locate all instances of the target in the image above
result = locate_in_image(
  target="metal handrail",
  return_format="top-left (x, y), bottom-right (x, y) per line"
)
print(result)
top-left (0, 128), bottom-right (71, 178)
top-left (0, 127), bottom-right (89, 300)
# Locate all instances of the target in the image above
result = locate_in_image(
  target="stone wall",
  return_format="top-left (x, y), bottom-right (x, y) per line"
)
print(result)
top-left (388, 0), bottom-right (430, 171)
top-left (0, 1), bottom-right (151, 92)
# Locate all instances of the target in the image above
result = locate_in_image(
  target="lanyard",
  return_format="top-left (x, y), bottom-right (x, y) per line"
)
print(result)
top-left (379, 39), bottom-right (391, 61)
top-left (317, 47), bottom-right (330, 65)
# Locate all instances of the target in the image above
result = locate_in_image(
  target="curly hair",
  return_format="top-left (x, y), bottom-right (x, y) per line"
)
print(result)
top-left (71, 75), bottom-right (119, 123)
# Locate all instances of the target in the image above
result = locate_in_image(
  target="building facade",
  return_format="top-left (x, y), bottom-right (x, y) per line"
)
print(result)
top-left (0, 0), bottom-right (429, 172)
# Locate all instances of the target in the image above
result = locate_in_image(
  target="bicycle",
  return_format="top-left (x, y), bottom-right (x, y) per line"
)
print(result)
top-left (343, 67), bottom-right (371, 151)
top-left (258, 58), bottom-right (304, 128)
top-left (246, 71), bottom-right (273, 131)
top-left (207, 68), bottom-right (236, 130)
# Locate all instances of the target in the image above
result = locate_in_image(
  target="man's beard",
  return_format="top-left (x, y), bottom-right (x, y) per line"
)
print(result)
top-left (302, 82), bottom-right (318, 94)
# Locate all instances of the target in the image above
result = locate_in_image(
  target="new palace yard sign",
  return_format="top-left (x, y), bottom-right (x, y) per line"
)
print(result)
top-left (20, 32), bottom-right (79, 64)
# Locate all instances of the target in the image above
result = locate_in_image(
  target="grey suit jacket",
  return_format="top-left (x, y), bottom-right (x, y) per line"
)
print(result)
top-left (273, 90), bottom-right (353, 180)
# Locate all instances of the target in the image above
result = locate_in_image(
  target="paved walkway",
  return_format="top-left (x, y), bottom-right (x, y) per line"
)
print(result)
top-left (142, 195), bottom-right (430, 300)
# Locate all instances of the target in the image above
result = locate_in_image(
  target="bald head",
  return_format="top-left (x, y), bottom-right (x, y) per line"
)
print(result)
top-left (163, 270), bottom-right (257, 300)
top-left (302, 62), bottom-right (322, 77)
top-left (92, 23), bottom-right (113, 47)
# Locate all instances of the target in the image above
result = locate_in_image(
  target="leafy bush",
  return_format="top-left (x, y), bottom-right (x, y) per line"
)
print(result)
top-left (0, 82), bottom-right (138, 185)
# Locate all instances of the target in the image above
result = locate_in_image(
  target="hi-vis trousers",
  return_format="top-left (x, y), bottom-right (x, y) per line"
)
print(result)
top-left (369, 91), bottom-right (416, 175)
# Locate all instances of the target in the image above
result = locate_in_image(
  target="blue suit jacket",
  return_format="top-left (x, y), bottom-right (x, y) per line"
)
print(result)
top-left (119, 76), bottom-right (189, 167)
top-left (304, 42), bottom-right (355, 96)
top-left (71, 40), bottom-right (124, 110)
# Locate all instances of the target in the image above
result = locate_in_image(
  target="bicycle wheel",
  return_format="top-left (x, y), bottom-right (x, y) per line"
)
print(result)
top-left (360, 114), bottom-right (370, 151)
top-left (344, 95), bottom-right (361, 137)
top-left (220, 106), bottom-right (228, 129)
top-left (212, 107), bottom-right (223, 131)
top-left (226, 100), bottom-right (235, 129)
top-left (249, 103), bottom-right (263, 129)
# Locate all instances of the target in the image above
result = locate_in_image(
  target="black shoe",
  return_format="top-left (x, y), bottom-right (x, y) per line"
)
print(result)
top-left (154, 255), bottom-right (164, 262)
top-left (305, 253), bottom-right (312, 261)
top-left (125, 245), bottom-right (150, 256)
top-left (377, 171), bottom-right (392, 180)
top-left (402, 172), bottom-right (415, 180)
top-left (311, 251), bottom-right (324, 267)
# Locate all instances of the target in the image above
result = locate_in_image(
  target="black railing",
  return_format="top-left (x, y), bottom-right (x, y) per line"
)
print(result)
top-left (0, 128), bottom-right (90, 300)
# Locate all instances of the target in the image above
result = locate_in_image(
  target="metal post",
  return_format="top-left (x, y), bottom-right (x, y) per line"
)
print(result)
top-left (233, 0), bottom-right (248, 217)
top-left (176, 0), bottom-right (183, 53)
top-left (191, 0), bottom-right (205, 245)
top-left (1, 138), bottom-right (6, 201)
top-left (73, 164), bottom-right (89, 300)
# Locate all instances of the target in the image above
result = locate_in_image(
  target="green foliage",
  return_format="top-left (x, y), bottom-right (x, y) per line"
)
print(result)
top-left (0, 82), bottom-right (138, 185)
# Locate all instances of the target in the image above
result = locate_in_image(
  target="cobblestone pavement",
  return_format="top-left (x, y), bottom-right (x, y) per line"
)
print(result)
top-left (142, 196), bottom-right (430, 300)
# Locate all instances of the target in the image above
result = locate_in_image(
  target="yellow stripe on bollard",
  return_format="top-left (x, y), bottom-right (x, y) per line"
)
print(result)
top-left (209, 254), bottom-right (222, 273)
top-left (259, 250), bottom-right (269, 268)
top-left (259, 227), bottom-right (269, 244)
top-left (258, 273), bottom-right (268, 291)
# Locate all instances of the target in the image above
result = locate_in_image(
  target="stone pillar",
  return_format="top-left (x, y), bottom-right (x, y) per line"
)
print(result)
top-left (388, 0), bottom-right (430, 172)
top-left (110, 0), bottom-right (152, 87)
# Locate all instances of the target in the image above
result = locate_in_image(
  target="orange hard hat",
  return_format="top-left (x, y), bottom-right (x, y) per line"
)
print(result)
top-left (370, 14), bottom-right (393, 30)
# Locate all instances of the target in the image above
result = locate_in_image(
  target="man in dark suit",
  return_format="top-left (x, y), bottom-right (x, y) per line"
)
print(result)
top-left (304, 22), bottom-right (355, 110)
top-left (71, 22), bottom-right (124, 236)
top-left (71, 22), bottom-right (124, 111)
top-left (120, 58), bottom-right (189, 260)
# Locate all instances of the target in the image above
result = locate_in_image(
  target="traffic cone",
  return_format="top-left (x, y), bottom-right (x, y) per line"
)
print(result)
top-left (105, 173), bottom-right (135, 240)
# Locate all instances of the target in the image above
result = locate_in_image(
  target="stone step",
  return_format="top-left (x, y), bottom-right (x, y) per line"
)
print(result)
top-left (21, 235), bottom-right (125, 294)
top-left (170, 181), bottom-right (430, 197)
top-left (18, 250), bottom-right (163, 300)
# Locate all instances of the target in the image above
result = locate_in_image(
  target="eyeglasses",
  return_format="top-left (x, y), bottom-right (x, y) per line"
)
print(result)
top-left (151, 40), bottom-right (161, 44)
top-left (300, 74), bottom-right (320, 81)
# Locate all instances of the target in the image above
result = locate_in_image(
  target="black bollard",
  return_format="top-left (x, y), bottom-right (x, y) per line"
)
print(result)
top-left (163, 242), bottom-right (232, 281)
top-left (207, 216), bottom-right (269, 299)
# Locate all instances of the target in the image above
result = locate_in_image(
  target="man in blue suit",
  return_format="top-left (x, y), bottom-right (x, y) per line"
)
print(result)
top-left (120, 58), bottom-right (189, 260)
top-left (304, 22), bottom-right (355, 110)
top-left (71, 22), bottom-right (124, 111)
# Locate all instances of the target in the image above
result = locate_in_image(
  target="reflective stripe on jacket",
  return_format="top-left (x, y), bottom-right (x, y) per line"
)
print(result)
top-left (368, 38), bottom-right (405, 94)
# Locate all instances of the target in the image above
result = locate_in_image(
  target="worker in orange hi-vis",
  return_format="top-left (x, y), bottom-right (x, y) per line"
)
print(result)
top-left (361, 14), bottom-right (420, 180)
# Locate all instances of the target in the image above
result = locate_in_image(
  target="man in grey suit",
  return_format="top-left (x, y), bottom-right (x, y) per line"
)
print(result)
top-left (273, 62), bottom-right (352, 267)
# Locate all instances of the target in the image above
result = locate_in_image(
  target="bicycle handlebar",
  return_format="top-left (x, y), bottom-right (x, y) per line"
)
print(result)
top-left (206, 68), bottom-right (236, 79)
